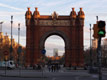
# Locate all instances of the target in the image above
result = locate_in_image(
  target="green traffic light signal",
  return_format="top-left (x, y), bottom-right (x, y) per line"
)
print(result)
top-left (98, 31), bottom-right (104, 35)
top-left (98, 21), bottom-right (106, 37)
top-left (98, 31), bottom-right (105, 35)
top-left (98, 29), bottom-right (105, 37)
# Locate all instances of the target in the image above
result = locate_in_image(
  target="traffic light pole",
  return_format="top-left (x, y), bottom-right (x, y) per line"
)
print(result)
top-left (89, 24), bottom-right (93, 73)
top-left (93, 18), bottom-right (106, 80)
top-left (97, 37), bottom-right (102, 80)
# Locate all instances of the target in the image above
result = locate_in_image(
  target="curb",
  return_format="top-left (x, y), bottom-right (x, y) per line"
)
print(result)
top-left (0, 74), bottom-right (47, 78)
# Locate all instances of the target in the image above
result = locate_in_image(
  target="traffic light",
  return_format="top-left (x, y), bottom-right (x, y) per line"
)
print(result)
top-left (93, 20), bottom-right (106, 38)
top-left (98, 20), bottom-right (106, 37)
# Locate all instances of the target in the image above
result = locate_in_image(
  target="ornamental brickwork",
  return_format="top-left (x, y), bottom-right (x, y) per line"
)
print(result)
top-left (25, 7), bottom-right (85, 67)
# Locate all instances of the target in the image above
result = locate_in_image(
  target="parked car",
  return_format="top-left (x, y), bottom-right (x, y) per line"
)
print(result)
top-left (0, 60), bottom-right (15, 69)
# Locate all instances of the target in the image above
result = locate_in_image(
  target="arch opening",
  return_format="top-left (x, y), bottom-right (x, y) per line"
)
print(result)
top-left (39, 30), bottom-right (69, 65)
top-left (45, 35), bottom-right (65, 57)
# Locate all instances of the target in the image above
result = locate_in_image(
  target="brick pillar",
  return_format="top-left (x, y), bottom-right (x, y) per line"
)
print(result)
top-left (26, 26), bottom-right (31, 66)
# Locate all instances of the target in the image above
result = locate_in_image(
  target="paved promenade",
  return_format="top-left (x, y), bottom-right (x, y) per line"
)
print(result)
top-left (0, 68), bottom-right (107, 80)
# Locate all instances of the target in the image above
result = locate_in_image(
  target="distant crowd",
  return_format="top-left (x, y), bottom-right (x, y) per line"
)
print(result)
top-left (48, 64), bottom-right (61, 72)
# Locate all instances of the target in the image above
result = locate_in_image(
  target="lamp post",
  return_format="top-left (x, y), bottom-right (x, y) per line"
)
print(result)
top-left (17, 23), bottom-right (21, 76)
top-left (0, 21), bottom-right (3, 46)
top-left (10, 15), bottom-right (13, 60)
top-left (0, 21), bottom-right (3, 61)
top-left (89, 24), bottom-right (93, 73)
top-left (0, 21), bottom-right (3, 32)
top-left (18, 23), bottom-right (20, 46)
top-left (18, 23), bottom-right (20, 66)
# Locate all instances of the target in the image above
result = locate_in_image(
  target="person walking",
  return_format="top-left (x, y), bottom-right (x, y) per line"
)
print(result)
top-left (48, 65), bottom-right (51, 72)
top-left (51, 65), bottom-right (54, 72)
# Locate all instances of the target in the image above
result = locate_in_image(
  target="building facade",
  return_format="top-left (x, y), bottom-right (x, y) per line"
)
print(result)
top-left (92, 39), bottom-right (98, 49)
top-left (53, 48), bottom-right (58, 57)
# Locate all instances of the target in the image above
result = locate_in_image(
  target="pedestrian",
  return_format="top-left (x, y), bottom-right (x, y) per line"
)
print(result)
top-left (51, 65), bottom-right (54, 72)
top-left (53, 65), bottom-right (56, 72)
top-left (48, 65), bottom-right (51, 72)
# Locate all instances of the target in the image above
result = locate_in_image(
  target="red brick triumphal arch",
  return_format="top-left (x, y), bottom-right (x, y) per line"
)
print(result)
top-left (25, 7), bottom-right (85, 67)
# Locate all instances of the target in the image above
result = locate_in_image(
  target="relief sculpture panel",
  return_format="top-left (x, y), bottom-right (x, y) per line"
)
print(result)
top-left (38, 20), bottom-right (70, 26)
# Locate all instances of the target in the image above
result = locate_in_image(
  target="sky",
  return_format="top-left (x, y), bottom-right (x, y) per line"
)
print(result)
top-left (0, 0), bottom-right (107, 56)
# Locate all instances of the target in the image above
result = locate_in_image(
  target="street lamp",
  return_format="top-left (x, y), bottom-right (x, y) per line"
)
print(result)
top-left (89, 24), bottom-right (93, 73)
top-left (0, 21), bottom-right (3, 45)
top-left (18, 23), bottom-right (20, 66)
top-left (11, 15), bottom-right (13, 46)
top-left (18, 23), bottom-right (20, 46)
top-left (17, 23), bottom-right (21, 76)
top-left (0, 21), bottom-right (3, 32)
top-left (10, 15), bottom-right (13, 60)
top-left (0, 21), bottom-right (3, 61)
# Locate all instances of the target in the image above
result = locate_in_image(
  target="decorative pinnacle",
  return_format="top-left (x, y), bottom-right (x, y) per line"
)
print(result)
top-left (35, 7), bottom-right (38, 11)
top-left (80, 8), bottom-right (82, 11)
top-left (27, 7), bottom-right (30, 11)
top-left (78, 7), bottom-right (85, 19)
top-left (72, 8), bottom-right (75, 11)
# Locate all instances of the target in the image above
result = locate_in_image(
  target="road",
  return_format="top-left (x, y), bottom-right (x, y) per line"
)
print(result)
top-left (0, 69), bottom-right (107, 80)
top-left (0, 75), bottom-right (107, 80)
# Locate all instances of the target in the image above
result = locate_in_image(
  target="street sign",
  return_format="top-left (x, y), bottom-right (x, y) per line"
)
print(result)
top-left (9, 46), bottom-right (13, 53)
top-left (4, 51), bottom-right (8, 56)
top-left (42, 49), bottom-right (46, 55)
top-left (17, 46), bottom-right (22, 54)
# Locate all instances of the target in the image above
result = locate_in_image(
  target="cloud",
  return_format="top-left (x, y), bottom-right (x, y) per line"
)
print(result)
top-left (0, 12), bottom-right (25, 16)
top-left (45, 43), bottom-right (64, 50)
top-left (0, 3), bottom-right (25, 11)
top-left (45, 46), bottom-right (65, 57)
top-left (39, 0), bottom-right (71, 7)
top-left (45, 35), bottom-right (65, 56)
top-left (2, 21), bottom-right (26, 43)
top-left (45, 36), bottom-right (65, 47)
top-left (46, 36), bottom-right (65, 43)
top-left (12, 35), bottom-right (26, 47)
top-left (1, 0), bottom-right (107, 49)
top-left (84, 27), bottom-right (90, 33)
